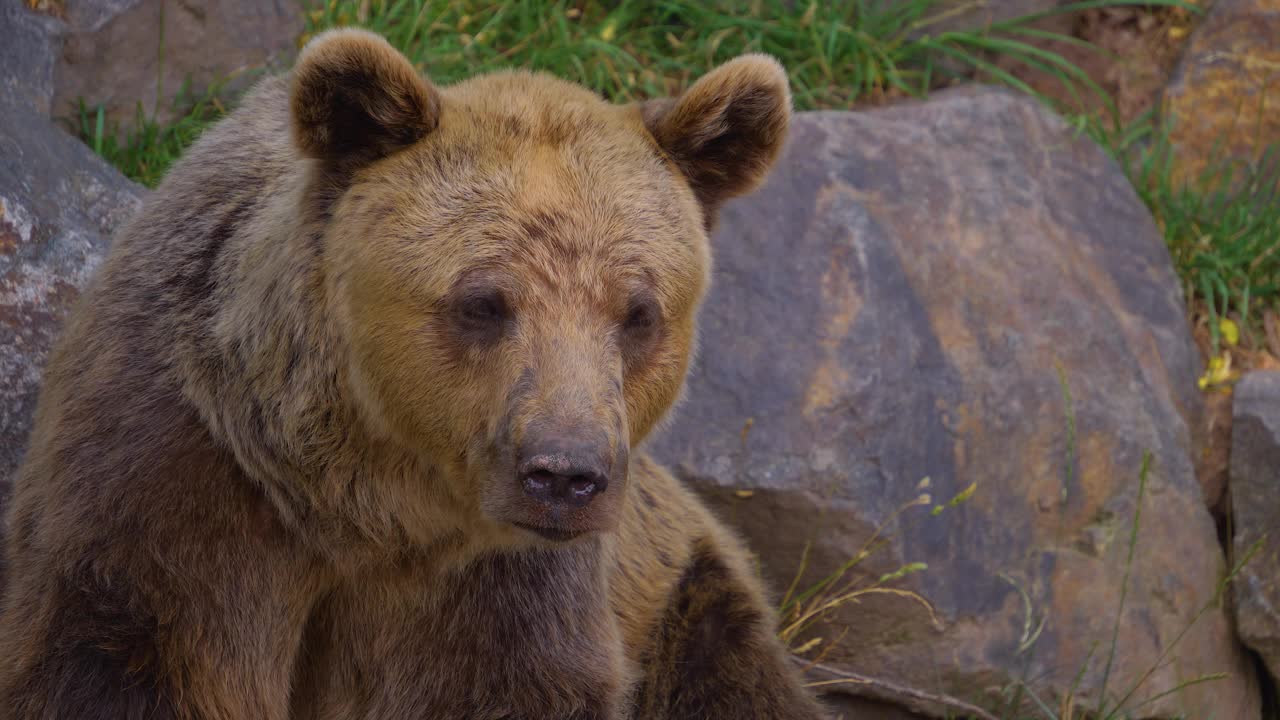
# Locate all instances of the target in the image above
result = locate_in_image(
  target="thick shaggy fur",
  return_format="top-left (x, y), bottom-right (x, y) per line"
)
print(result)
top-left (0, 29), bottom-right (827, 719)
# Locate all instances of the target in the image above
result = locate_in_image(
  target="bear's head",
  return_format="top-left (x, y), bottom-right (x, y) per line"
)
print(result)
top-left (291, 29), bottom-right (789, 547)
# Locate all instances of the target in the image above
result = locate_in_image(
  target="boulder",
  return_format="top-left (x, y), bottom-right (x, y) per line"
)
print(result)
top-left (50, 0), bottom-right (303, 131)
top-left (650, 88), bottom-right (1261, 718)
top-left (0, 0), bottom-right (63, 114)
top-left (0, 4), bottom-right (146, 488)
top-left (1161, 0), bottom-right (1280, 188)
top-left (1231, 371), bottom-right (1280, 684)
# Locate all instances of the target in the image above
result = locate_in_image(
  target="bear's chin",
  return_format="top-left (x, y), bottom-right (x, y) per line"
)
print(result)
top-left (484, 504), bottom-right (623, 545)
top-left (511, 522), bottom-right (589, 543)
top-left (478, 488), bottom-right (625, 547)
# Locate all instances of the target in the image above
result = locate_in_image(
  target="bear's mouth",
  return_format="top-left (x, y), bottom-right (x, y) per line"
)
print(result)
top-left (512, 522), bottom-right (584, 542)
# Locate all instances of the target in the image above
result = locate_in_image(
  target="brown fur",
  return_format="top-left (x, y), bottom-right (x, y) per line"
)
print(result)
top-left (0, 29), bottom-right (829, 719)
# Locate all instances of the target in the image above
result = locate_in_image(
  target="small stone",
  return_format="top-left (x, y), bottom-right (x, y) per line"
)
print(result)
top-left (1230, 371), bottom-right (1280, 685)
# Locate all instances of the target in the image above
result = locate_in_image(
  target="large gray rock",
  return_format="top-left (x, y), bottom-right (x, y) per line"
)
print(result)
top-left (651, 88), bottom-right (1261, 718)
top-left (0, 4), bottom-right (146, 488)
top-left (50, 0), bottom-right (303, 131)
top-left (0, 0), bottom-right (64, 114)
top-left (1231, 371), bottom-right (1280, 685)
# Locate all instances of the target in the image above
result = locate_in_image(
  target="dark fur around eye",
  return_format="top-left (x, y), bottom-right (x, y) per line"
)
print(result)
top-left (624, 303), bottom-right (657, 332)
top-left (453, 290), bottom-right (510, 340)
top-left (621, 297), bottom-right (662, 356)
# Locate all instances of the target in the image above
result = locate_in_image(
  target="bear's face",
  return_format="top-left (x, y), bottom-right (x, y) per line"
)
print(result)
top-left (292, 30), bottom-right (789, 546)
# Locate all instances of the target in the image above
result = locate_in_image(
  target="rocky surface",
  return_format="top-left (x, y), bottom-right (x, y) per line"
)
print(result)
top-left (1, 1), bottom-right (146, 489)
top-left (0, 0), bottom-right (63, 114)
top-left (50, 0), bottom-right (303, 130)
top-left (1161, 0), bottom-right (1280, 187)
top-left (1231, 371), bottom-right (1280, 685)
top-left (650, 88), bottom-right (1261, 718)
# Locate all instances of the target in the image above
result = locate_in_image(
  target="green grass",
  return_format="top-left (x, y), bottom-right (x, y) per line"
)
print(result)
top-left (1148, 144), bottom-right (1280, 358)
top-left (73, 82), bottom-right (229, 189)
top-left (76, 0), bottom-right (1139, 186)
top-left (304, 0), bottom-right (1111, 110)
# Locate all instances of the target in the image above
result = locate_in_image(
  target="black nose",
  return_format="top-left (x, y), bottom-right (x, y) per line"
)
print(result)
top-left (518, 451), bottom-right (609, 507)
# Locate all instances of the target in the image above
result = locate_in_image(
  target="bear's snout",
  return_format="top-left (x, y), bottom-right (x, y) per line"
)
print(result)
top-left (487, 414), bottom-right (629, 543)
top-left (518, 447), bottom-right (610, 509)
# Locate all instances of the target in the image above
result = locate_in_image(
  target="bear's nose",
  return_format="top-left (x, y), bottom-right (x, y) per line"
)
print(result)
top-left (517, 450), bottom-right (609, 508)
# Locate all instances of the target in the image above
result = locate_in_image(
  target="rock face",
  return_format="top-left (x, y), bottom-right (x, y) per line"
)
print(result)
top-left (50, 0), bottom-right (303, 130)
top-left (0, 0), bottom-right (63, 114)
top-left (1161, 0), bottom-right (1280, 187)
top-left (0, 2), bottom-right (146, 489)
top-left (650, 88), bottom-right (1261, 718)
top-left (1231, 371), bottom-right (1280, 684)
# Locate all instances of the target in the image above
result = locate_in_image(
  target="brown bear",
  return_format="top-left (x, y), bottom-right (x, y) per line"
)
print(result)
top-left (0, 28), bottom-right (831, 719)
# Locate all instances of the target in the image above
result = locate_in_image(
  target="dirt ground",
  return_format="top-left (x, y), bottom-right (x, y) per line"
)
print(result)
top-left (1000, 2), bottom-right (1198, 123)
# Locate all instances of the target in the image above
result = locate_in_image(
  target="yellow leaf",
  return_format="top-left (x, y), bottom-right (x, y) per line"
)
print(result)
top-left (600, 20), bottom-right (618, 42)
top-left (734, 489), bottom-right (755, 499)
top-left (1220, 318), bottom-right (1240, 346)
top-left (1168, 25), bottom-right (1189, 39)
top-left (1198, 352), bottom-right (1238, 390)
top-left (949, 481), bottom-right (977, 506)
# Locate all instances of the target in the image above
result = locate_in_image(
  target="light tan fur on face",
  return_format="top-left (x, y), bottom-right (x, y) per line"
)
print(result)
top-left (0, 29), bottom-right (829, 720)
top-left (324, 69), bottom-right (713, 545)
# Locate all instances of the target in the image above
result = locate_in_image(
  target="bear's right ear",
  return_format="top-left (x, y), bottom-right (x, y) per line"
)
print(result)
top-left (291, 29), bottom-right (440, 176)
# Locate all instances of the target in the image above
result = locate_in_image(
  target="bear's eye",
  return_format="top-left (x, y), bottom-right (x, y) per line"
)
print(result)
top-left (455, 291), bottom-right (509, 334)
top-left (620, 296), bottom-right (661, 369)
top-left (623, 299), bottom-right (659, 335)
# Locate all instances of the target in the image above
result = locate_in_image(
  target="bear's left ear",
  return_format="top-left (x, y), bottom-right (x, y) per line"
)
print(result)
top-left (641, 54), bottom-right (791, 227)
top-left (291, 28), bottom-right (440, 177)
